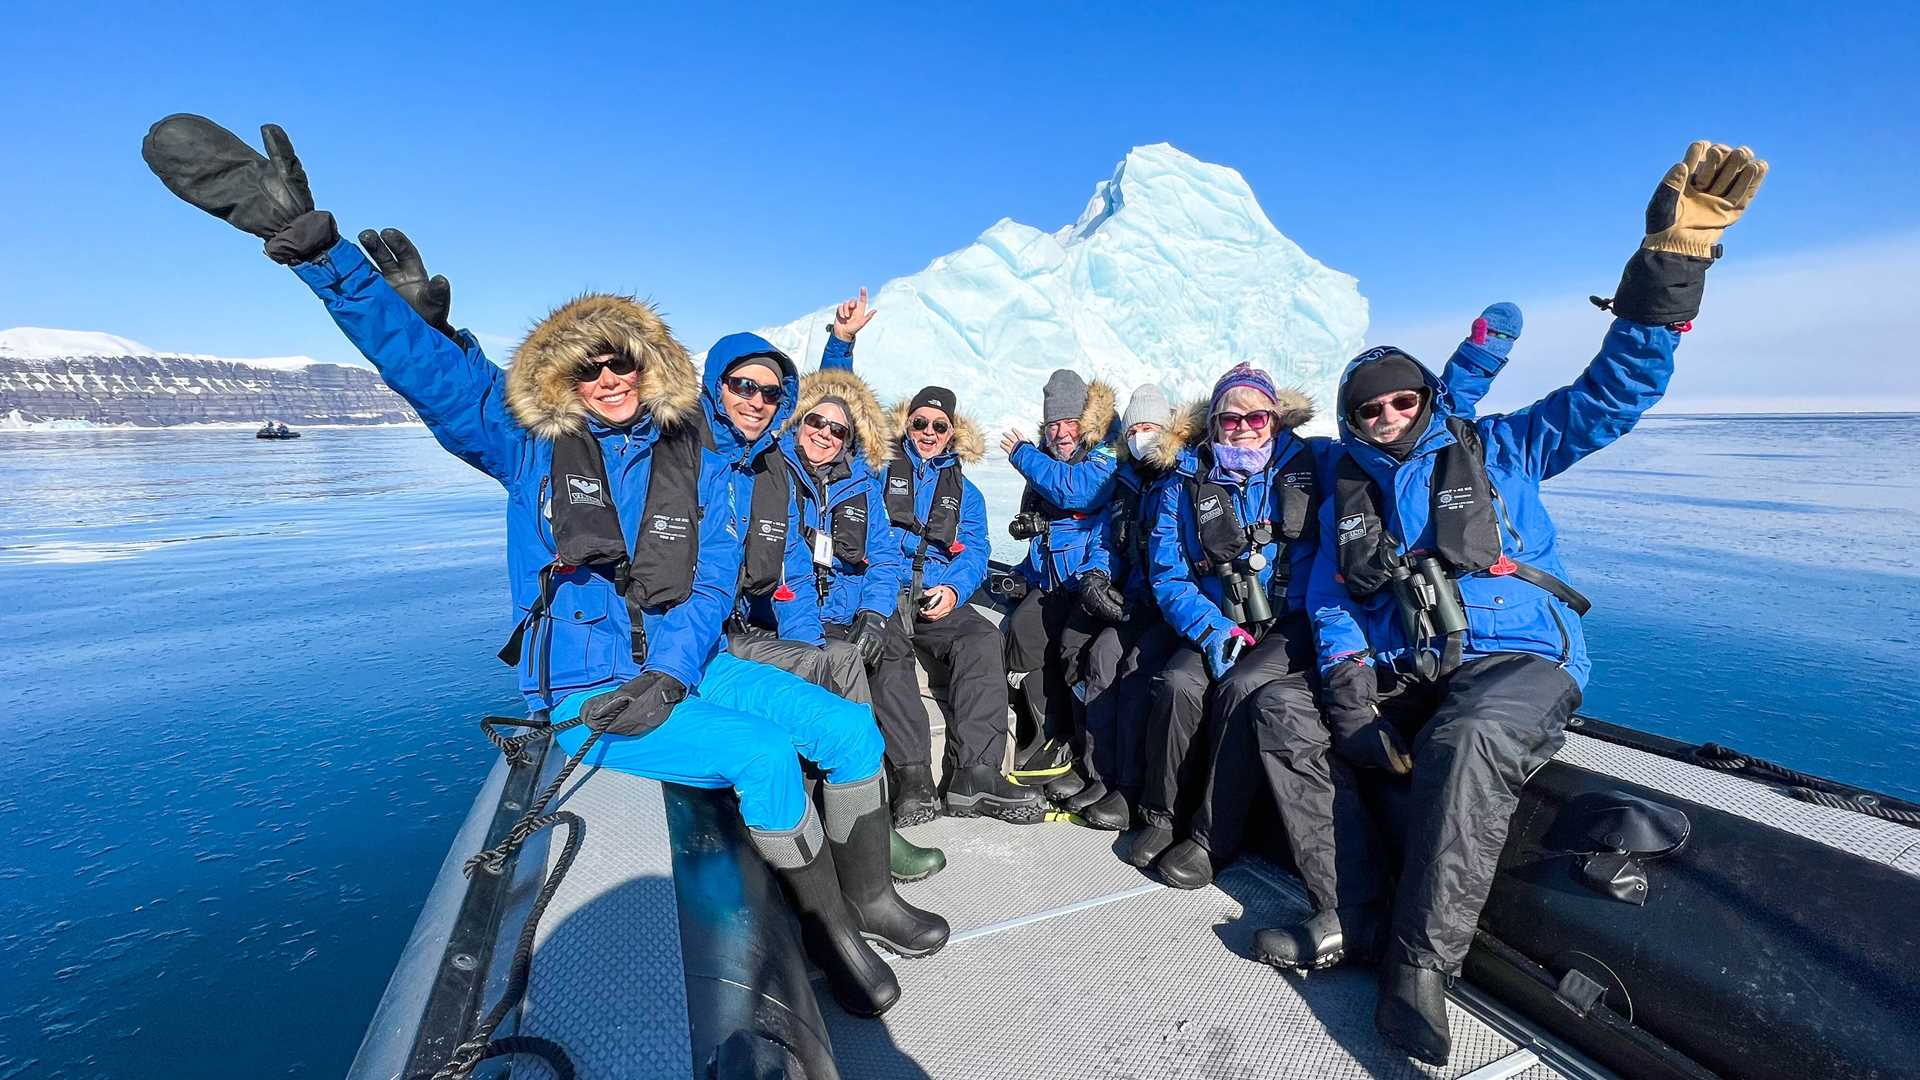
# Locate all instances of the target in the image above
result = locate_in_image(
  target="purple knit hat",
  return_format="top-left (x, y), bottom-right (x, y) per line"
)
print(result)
top-left (1210, 362), bottom-right (1278, 414)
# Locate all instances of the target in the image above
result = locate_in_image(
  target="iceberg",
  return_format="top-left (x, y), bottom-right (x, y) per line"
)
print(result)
top-left (748, 143), bottom-right (1369, 436)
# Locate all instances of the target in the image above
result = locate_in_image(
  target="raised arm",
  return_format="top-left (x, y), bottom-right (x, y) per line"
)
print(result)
top-left (1006, 442), bottom-right (1120, 511)
top-left (1486, 319), bottom-right (1677, 480)
top-left (820, 288), bottom-right (876, 372)
top-left (1439, 302), bottom-right (1522, 419)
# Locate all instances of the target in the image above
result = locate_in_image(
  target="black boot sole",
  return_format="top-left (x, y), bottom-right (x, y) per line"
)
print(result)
top-left (944, 790), bottom-right (1046, 824)
top-left (893, 802), bottom-right (939, 828)
top-left (860, 929), bottom-right (948, 959)
top-left (1255, 944), bottom-right (1347, 972)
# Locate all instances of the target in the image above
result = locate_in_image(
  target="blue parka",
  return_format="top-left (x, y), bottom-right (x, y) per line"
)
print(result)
top-left (1308, 318), bottom-right (1679, 688)
top-left (290, 238), bottom-right (736, 708)
top-left (1007, 380), bottom-right (1120, 591)
top-left (774, 366), bottom-right (908, 626)
top-left (1103, 454), bottom-right (1180, 610)
top-left (819, 335), bottom-right (990, 604)
top-left (701, 333), bottom-right (827, 646)
top-left (1150, 338), bottom-right (1513, 651)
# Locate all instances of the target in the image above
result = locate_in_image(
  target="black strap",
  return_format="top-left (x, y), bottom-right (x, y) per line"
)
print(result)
top-left (737, 445), bottom-right (791, 596)
top-left (1501, 560), bottom-right (1592, 616)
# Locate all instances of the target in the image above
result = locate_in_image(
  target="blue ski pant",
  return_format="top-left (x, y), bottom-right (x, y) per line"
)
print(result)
top-left (549, 650), bottom-right (884, 831)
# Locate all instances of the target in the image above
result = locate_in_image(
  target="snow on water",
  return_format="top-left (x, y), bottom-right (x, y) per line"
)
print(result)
top-left (744, 144), bottom-right (1368, 435)
top-left (0, 325), bottom-right (333, 371)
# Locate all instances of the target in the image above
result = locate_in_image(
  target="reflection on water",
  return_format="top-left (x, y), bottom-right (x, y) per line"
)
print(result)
top-left (0, 415), bottom-right (1915, 1078)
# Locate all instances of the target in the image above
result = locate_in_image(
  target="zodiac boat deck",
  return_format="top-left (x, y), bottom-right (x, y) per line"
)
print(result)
top-left (350, 599), bottom-right (1920, 1080)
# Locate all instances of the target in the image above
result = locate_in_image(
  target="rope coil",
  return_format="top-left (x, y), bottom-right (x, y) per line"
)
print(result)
top-left (1694, 742), bottom-right (1920, 828)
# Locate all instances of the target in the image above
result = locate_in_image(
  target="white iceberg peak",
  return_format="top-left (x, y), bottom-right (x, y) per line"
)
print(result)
top-left (748, 143), bottom-right (1366, 434)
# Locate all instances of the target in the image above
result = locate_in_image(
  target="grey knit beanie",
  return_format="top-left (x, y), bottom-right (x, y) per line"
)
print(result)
top-left (1120, 383), bottom-right (1172, 432)
top-left (1041, 369), bottom-right (1089, 425)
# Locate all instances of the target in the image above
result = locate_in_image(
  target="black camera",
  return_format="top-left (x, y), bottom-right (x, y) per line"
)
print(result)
top-left (1008, 511), bottom-right (1050, 541)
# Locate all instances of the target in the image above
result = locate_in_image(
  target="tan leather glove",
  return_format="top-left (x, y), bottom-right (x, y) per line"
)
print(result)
top-left (1642, 141), bottom-right (1769, 259)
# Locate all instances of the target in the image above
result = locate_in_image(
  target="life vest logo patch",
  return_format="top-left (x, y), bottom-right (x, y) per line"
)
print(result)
top-left (1436, 485), bottom-right (1475, 510)
top-left (565, 475), bottom-right (606, 507)
top-left (888, 477), bottom-right (910, 494)
top-left (1197, 494), bottom-right (1224, 525)
top-left (1336, 513), bottom-right (1368, 544)
top-left (648, 513), bottom-right (691, 543)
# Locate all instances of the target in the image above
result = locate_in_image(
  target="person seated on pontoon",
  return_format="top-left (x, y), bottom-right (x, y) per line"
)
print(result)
top-left (823, 299), bottom-right (1045, 825)
top-left (1279, 141), bottom-right (1767, 1066)
top-left (143, 114), bottom-right (952, 1020)
top-left (996, 370), bottom-right (1121, 792)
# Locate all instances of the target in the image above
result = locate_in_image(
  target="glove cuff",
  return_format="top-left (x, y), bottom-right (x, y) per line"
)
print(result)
top-left (264, 210), bottom-right (340, 266)
top-left (1643, 232), bottom-right (1721, 260)
top-left (1608, 247), bottom-right (1711, 326)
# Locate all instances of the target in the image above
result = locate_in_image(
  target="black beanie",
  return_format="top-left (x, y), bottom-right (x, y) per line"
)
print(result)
top-left (1339, 348), bottom-right (1428, 420)
top-left (909, 386), bottom-right (956, 420)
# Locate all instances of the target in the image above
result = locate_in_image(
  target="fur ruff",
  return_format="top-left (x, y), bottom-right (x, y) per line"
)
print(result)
top-left (889, 398), bottom-right (985, 465)
top-left (782, 367), bottom-right (894, 471)
top-left (1144, 386), bottom-right (1315, 471)
top-left (1032, 378), bottom-right (1119, 450)
top-left (505, 293), bottom-right (700, 440)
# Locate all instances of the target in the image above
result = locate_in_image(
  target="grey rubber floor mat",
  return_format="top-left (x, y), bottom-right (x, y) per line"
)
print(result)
top-left (507, 766), bottom-right (691, 1080)
top-left (833, 818), bottom-right (1573, 1079)
top-left (1554, 729), bottom-right (1920, 874)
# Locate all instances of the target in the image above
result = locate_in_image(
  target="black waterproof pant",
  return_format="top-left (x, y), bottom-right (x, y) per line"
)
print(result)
top-left (1003, 587), bottom-right (1101, 750)
top-left (1379, 652), bottom-right (1580, 975)
top-left (1140, 639), bottom-right (1212, 831)
top-left (1081, 615), bottom-right (1178, 796)
top-left (1190, 614), bottom-right (1385, 911)
top-left (870, 607), bottom-right (1010, 772)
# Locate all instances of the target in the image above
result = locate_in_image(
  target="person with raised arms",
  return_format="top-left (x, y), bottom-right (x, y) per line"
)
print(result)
top-left (142, 115), bottom-right (950, 1019)
top-left (824, 298), bottom-right (1045, 824)
top-left (1278, 142), bottom-right (1767, 1066)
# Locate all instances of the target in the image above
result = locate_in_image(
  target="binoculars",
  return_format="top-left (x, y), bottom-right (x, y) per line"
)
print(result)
top-left (1213, 556), bottom-right (1274, 628)
top-left (1386, 555), bottom-right (1469, 651)
top-left (1008, 511), bottom-right (1051, 541)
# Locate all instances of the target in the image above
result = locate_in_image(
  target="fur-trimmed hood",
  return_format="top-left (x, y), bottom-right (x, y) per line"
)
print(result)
top-left (781, 366), bottom-right (894, 471)
top-left (505, 293), bottom-right (700, 440)
top-left (1032, 378), bottom-right (1119, 452)
top-left (1145, 386), bottom-right (1316, 472)
top-left (890, 398), bottom-right (986, 466)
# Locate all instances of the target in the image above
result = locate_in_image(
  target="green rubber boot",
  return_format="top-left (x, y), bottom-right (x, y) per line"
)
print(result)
top-left (890, 828), bottom-right (947, 883)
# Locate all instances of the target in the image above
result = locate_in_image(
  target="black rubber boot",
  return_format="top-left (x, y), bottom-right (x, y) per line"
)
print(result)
top-left (1043, 764), bottom-right (1088, 803)
top-left (753, 812), bottom-right (899, 1018)
top-left (1120, 822), bottom-right (1174, 867)
top-left (825, 775), bottom-right (950, 957)
top-left (891, 763), bottom-right (941, 828)
top-left (1376, 961), bottom-right (1452, 1066)
top-left (890, 828), bottom-right (946, 883)
top-left (1062, 778), bottom-right (1107, 813)
top-left (1156, 838), bottom-right (1215, 890)
top-left (1253, 903), bottom-right (1385, 971)
top-left (1076, 787), bottom-right (1130, 831)
top-left (1009, 735), bottom-right (1073, 784)
top-left (945, 763), bottom-right (1045, 824)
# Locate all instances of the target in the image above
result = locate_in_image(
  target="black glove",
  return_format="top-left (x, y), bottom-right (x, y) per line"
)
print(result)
top-left (581, 671), bottom-right (686, 738)
top-left (1323, 658), bottom-right (1411, 775)
top-left (358, 228), bottom-right (457, 341)
top-left (848, 609), bottom-right (889, 668)
top-left (1078, 570), bottom-right (1129, 623)
top-left (142, 114), bottom-right (337, 264)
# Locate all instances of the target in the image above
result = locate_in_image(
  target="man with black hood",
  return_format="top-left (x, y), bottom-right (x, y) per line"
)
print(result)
top-left (1280, 141), bottom-right (1768, 1066)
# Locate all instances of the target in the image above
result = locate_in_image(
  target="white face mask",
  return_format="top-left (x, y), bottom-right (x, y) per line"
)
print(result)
top-left (1127, 430), bottom-right (1162, 458)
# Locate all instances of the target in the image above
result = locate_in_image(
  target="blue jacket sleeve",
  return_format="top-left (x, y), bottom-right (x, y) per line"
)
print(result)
top-left (1306, 480), bottom-right (1374, 673)
top-left (1008, 442), bottom-right (1120, 512)
top-left (1148, 484), bottom-right (1232, 647)
top-left (821, 335), bottom-right (854, 372)
top-left (646, 452), bottom-right (740, 690)
top-left (1487, 318), bottom-right (1677, 482)
top-left (857, 474), bottom-right (906, 617)
top-left (1438, 339), bottom-right (1508, 419)
top-left (938, 480), bottom-right (991, 602)
top-left (771, 490), bottom-right (827, 645)
top-left (291, 238), bottom-right (525, 484)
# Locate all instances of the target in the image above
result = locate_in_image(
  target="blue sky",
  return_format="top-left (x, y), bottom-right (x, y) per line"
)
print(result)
top-left (3, 3), bottom-right (1916, 407)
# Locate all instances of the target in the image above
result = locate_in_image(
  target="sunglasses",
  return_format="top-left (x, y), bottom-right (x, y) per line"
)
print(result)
top-left (909, 417), bottom-right (951, 435)
top-left (1215, 410), bottom-right (1274, 432)
top-left (571, 353), bottom-right (639, 383)
top-left (723, 374), bottom-right (784, 406)
top-left (1353, 391), bottom-right (1424, 423)
top-left (803, 413), bottom-right (850, 440)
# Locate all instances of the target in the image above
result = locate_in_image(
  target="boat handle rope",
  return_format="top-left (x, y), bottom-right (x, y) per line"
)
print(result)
top-left (1693, 742), bottom-right (1920, 828)
top-left (416, 715), bottom-right (605, 1080)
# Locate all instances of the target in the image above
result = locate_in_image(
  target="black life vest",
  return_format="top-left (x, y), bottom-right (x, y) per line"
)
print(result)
top-left (884, 452), bottom-right (964, 554)
top-left (498, 419), bottom-right (705, 692)
top-left (795, 461), bottom-right (871, 568)
top-left (1333, 415), bottom-right (1500, 597)
top-left (1185, 440), bottom-right (1319, 580)
top-left (735, 437), bottom-right (793, 598)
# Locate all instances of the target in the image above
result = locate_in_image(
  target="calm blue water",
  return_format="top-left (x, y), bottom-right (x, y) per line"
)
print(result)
top-left (1, 418), bottom-right (1916, 1078)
